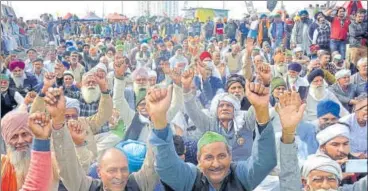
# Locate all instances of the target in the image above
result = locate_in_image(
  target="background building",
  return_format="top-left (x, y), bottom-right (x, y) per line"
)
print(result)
top-left (141, 1), bottom-right (179, 18)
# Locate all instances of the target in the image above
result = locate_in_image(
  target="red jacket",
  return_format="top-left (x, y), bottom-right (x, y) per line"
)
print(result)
top-left (330, 17), bottom-right (350, 40)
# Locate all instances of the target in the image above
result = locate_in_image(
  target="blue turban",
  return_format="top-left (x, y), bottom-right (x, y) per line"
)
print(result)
top-left (65, 41), bottom-right (73, 47)
top-left (299, 10), bottom-right (309, 16)
top-left (317, 100), bottom-right (340, 118)
top-left (115, 140), bottom-right (147, 173)
top-left (230, 39), bottom-right (237, 44)
top-left (308, 68), bottom-right (324, 83)
top-left (62, 61), bottom-right (70, 70)
top-left (288, 62), bottom-right (302, 72)
top-left (67, 46), bottom-right (77, 52)
top-left (260, 14), bottom-right (267, 19)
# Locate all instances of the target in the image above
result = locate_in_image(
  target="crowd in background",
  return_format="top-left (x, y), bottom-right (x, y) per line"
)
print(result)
top-left (0, 4), bottom-right (368, 191)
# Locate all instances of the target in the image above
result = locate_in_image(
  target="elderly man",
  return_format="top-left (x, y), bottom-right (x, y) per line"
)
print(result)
top-left (124, 66), bottom-right (150, 110)
top-left (299, 154), bottom-right (367, 191)
top-left (340, 96), bottom-right (368, 156)
top-left (291, 10), bottom-right (312, 55)
top-left (1, 73), bottom-right (24, 117)
top-left (271, 53), bottom-right (287, 78)
top-left (351, 57), bottom-right (367, 96)
top-left (68, 51), bottom-right (85, 83)
top-left (329, 69), bottom-right (359, 112)
top-left (169, 45), bottom-right (189, 71)
top-left (0, 111), bottom-right (59, 190)
top-left (8, 60), bottom-right (39, 97)
top-left (285, 62), bottom-right (309, 99)
top-left (269, 77), bottom-right (287, 107)
top-left (42, 86), bottom-right (158, 191)
top-left (304, 69), bottom-right (348, 121)
top-left (147, 69), bottom-right (157, 86)
top-left (31, 72), bottom-right (112, 157)
top-left (113, 60), bottom-right (182, 142)
top-left (316, 123), bottom-right (367, 185)
top-left (225, 44), bottom-right (242, 74)
top-left (84, 47), bottom-right (101, 71)
top-left (62, 71), bottom-right (80, 99)
top-left (225, 74), bottom-right (252, 111)
top-left (146, 76), bottom-right (307, 190)
top-left (182, 67), bottom-right (270, 161)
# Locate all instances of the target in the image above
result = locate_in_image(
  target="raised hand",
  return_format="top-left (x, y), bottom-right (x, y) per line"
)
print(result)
top-left (42, 72), bottom-right (56, 94)
top-left (245, 81), bottom-right (270, 124)
top-left (146, 85), bottom-right (173, 129)
top-left (246, 38), bottom-right (254, 54)
top-left (67, 119), bottom-right (86, 146)
top-left (256, 64), bottom-right (272, 86)
top-left (28, 112), bottom-right (52, 140)
top-left (24, 91), bottom-right (37, 105)
top-left (44, 87), bottom-right (66, 128)
top-left (169, 67), bottom-right (182, 86)
top-left (94, 72), bottom-right (108, 92)
top-left (181, 69), bottom-right (195, 92)
top-left (276, 90), bottom-right (306, 144)
top-left (114, 59), bottom-right (128, 77)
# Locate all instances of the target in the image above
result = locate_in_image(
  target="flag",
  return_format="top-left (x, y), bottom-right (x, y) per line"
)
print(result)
top-left (267, 0), bottom-right (278, 12)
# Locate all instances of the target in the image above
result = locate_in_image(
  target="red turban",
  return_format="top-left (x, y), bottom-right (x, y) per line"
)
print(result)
top-left (1, 110), bottom-right (31, 144)
top-left (9, 60), bottom-right (25, 71)
top-left (199, 51), bottom-right (212, 61)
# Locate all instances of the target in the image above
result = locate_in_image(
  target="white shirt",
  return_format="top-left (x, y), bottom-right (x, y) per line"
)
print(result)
top-left (44, 60), bottom-right (57, 72)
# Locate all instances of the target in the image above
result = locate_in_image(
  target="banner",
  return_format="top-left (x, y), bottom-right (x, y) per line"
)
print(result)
top-left (267, 0), bottom-right (278, 12)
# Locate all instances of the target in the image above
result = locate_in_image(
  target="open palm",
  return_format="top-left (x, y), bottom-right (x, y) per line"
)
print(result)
top-left (276, 91), bottom-right (306, 134)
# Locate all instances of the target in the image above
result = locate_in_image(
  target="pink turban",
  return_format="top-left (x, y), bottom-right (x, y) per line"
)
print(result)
top-left (1, 111), bottom-right (31, 144)
top-left (132, 67), bottom-right (149, 80)
top-left (9, 60), bottom-right (25, 71)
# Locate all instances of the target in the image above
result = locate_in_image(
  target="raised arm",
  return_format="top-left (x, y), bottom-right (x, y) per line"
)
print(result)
top-left (242, 39), bottom-right (254, 81)
top-left (22, 113), bottom-right (54, 191)
top-left (113, 59), bottom-right (135, 126)
top-left (85, 72), bottom-right (113, 134)
top-left (182, 69), bottom-right (214, 132)
top-left (44, 87), bottom-right (92, 191)
top-left (147, 87), bottom-right (198, 191)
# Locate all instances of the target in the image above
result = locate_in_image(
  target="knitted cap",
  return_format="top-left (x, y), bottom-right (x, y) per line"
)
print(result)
top-left (197, 131), bottom-right (228, 152)
top-left (271, 77), bottom-right (287, 93)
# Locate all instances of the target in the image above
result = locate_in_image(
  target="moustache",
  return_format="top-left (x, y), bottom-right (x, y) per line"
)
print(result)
top-left (208, 167), bottom-right (225, 173)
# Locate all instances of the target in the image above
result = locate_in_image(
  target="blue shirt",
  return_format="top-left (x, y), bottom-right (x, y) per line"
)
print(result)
top-left (149, 123), bottom-right (277, 191)
top-left (239, 23), bottom-right (249, 35)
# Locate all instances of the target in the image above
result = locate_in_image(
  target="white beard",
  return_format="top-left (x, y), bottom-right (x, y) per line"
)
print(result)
top-left (12, 76), bottom-right (24, 88)
top-left (7, 145), bottom-right (31, 187)
top-left (133, 83), bottom-right (148, 95)
top-left (276, 64), bottom-right (287, 74)
top-left (81, 86), bottom-right (101, 103)
top-left (288, 76), bottom-right (298, 85)
top-left (309, 84), bottom-right (326, 101)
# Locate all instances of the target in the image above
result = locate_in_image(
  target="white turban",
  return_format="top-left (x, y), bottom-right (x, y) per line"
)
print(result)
top-left (148, 70), bottom-right (157, 78)
top-left (316, 123), bottom-right (350, 146)
top-left (210, 93), bottom-right (240, 117)
top-left (302, 154), bottom-right (342, 181)
top-left (335, 69), bottom-right (351, 80)
top-left (132, 67), bottom-right (149, 80)
top-left (65, 97), bottom-right (80, 114)
top-left (94, 63), bottom-right (108, 74)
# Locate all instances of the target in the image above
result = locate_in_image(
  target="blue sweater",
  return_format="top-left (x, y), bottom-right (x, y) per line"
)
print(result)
top-left (149, 123), bottom-right (277, 191)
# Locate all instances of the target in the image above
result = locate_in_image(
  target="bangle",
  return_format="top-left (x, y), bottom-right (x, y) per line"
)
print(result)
top-left (101, 90), bottom-right (110, 94)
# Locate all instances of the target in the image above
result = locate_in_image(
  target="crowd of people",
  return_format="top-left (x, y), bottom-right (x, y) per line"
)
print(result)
top-left (0, 4), bottom-right (367, 191)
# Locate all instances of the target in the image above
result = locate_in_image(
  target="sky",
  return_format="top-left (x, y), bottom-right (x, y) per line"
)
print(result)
top-left (4, 1), bottom-right (368, 20)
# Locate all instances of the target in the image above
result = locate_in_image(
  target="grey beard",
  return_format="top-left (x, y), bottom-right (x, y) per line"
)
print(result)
top-left (7, 144), bottom-right (31, 187)
top-left (310, 85), bottom-right (325, 100)
top-left (133, 83), bottom-right (148, 95)
top-left (81, 86), bottom-right (101, 103)
top-left (13, 77), bottom-right (24, 88)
